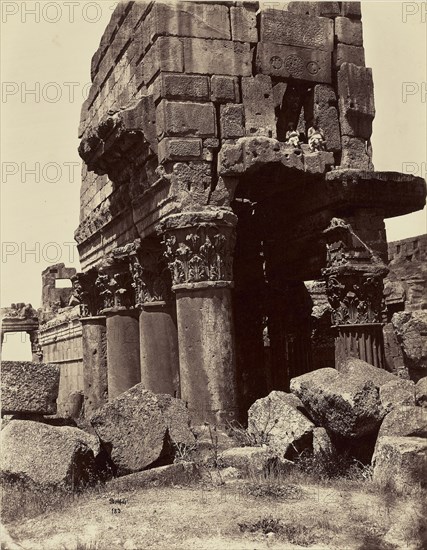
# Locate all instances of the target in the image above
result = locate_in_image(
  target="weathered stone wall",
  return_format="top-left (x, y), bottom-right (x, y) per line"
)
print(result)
top-left (76, 0), bottom-right (376, 270)
top-left (385, 234), bottom-right (427, 313)
top-left (39, 307), bottom-right (83, 414)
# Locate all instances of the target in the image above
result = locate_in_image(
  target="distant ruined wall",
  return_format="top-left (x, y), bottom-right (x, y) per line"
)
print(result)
top-left (39, 266), bottom-right (83, 414)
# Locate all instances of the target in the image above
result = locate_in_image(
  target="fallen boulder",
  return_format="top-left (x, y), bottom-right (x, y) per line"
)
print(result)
top-left (90, 385), bottom-right (195, 476)
top-left (377, 406), bottom-right (427, 440)
top-left (415, 377), bottom-right (427, 407)
top-left (379, 379), bottom-right (415, 413)
top-left (312, 427), bottom-right (336, 460)
top-left (247, 391), bottom-right (315, 459)
top-left (1, 361), bottom-right (59, 415)
top-left (372, 436), bottom-right (427, 493)
top-left (106, 462), bottom-right (200, 491)
top-left (219, 446), bottom-right (294, 475)
top-left (339, 357), bottom-right (396, 386)
top-left (337, 357), bottom-right (416, 412)
top-left (290, 368), bottom-right (385, 438)
top-left (0, 420), bottom-right (98, 489)
top-left (392, 311), bottom-right (427, 379)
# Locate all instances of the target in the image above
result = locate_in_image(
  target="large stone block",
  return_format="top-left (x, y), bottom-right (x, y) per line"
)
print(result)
top-left (142, 36), bottom-right (184, 86)
top-left (153, 73), bottom-right (210, 103)
top-left (248, 391), bottom-right (315, 459)
top-left (158, 137), bottom-right (202, 162)
top-left (1, 361), bottom-right (60, 415)
top-left (220, 104), bottom-right (245, 139)
top-left (340, 136), bottom-right (373, 170)
top-left (219, 446), bottom-right (294, 475)
top-left (339, 357), bottom-right (397, 386)
top-left (290, 367), bottom-right (386, 438)
top-left (334, 44), bottom-right (365, 70)
top-left (415, 377), bottom-right (427, 407)
top-left (211, 75), bottom-right (240, 103)
top-left (256, 43), bottom-right (332, 84)
top-left (379, 380), bottom-right (415, 413)
top-left (241, 75), bottom-right (276, 138)
top-left (341, 2), bottom-right (362, 19)
top-left (156, 100), bottom-right (216, 138)
top-left (285, 2), bottom-right (341, 17)
top-left (335, 17), bottom-right (363, 46)
top-left (392, 311), bottom-right (427, 377)
top-left (308, 84), bottom-right (341, 152)
top-left (183, 38), bottom-right (252, 76)
top-left (372, 436), bottom-right (426, 493)
top-left (337, 63), bottom-right (375, 138)
top-left (0, 420), bottom-right (98, 489)
top-left (90, 385), bottom-right (195, 475)
top-left (146, 2), bottom-right (231, 41)
top-left (377, 406), bottom-right (427, 440)
top-left (230, 5), bottom-right (258, 43)
top-left (260, 10), bottom-right (334, 51)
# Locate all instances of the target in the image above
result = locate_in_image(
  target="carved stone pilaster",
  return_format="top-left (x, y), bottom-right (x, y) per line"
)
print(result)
top-left (322, 218), bottom-right (388, 368)
top-left (157, 211), bottom-right (237, 289)
top-left (29, 331), bottom-right (43, 362)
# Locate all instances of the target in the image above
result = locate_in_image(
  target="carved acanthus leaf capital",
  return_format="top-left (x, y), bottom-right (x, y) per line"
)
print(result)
top-left (161, 225), bottom-right (235, 287)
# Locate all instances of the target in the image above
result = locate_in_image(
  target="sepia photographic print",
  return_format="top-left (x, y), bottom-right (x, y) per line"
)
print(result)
top-left (1, 1), bottom-right (426, 548)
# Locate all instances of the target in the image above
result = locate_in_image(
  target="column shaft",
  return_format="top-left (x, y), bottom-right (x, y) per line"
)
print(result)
top-left (106, 310), bottom-right (141, 399)
top-left (81, 316), bottom-right (107, 416)
top-left (175, 284), bottom-right (237, 424)
top-left (139, 303), bottom-right (180, 397)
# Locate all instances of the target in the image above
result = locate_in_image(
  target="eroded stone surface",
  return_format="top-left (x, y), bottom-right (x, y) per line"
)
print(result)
top-left (372, 436), bottom-right (427, 493)
top-left (1, 361), bottom-right (60, 415)
top-left (248, 391), bottom-right (315, 459)
top-left (0, 420), bottom-right (98, 489)
top-left (290, 368), bottom-right (385, 438)
top-left (392, 311), bottom-right (427, 378)
top-left (90, 385), bottom-right (195, 475)
top-left (377, 406), bottom-right (427, 440)
top-left (415, 377), bottom-right (427, 408)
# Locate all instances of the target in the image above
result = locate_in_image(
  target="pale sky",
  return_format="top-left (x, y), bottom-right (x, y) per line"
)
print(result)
top-left (1, 0), bottom-right (426, 313)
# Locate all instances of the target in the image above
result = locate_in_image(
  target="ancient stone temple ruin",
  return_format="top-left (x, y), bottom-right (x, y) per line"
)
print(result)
top-left (69, 1), bottom-right (426, 424)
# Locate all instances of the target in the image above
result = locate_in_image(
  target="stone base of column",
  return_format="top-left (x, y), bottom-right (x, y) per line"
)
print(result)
top-left (335, 323), bottom-right (385, 370)
top-left (105, 309), bottom-right (141, 400)
top-left (175, 282), bottom-right (238, 425)
top-left (139, 302), bottom-right (180, 398)
top-left (81, 316), bottom-right (107, 416)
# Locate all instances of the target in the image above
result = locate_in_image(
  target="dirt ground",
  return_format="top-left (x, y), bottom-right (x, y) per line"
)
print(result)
top-left (2, 477), bottom-right (425, 550)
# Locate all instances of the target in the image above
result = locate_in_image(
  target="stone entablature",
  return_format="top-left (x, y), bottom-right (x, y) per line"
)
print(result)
top-left (74, 0), bottom-right (427, 273)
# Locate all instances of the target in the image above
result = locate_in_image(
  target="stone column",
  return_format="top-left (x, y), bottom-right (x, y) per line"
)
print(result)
top-left (128, 241), bottom-right (180, 398)
top-left (322, 218), bottom-right (388, 370)
top-left (158, 211), bottom-right (238, 425)
top-left (81, 316), bottom-right (107, 416)
top-left (72, 270), bottom-right (108, 414)
top-left (95, 262), bottom-right (141, 400)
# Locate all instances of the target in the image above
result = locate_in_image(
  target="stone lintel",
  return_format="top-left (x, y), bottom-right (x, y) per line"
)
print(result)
top-left (156, 209), bottom-right (238, 233)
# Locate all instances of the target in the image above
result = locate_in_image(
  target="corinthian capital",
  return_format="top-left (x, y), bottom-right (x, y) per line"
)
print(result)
top-left (157, 211), bottom-right (237, 288)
